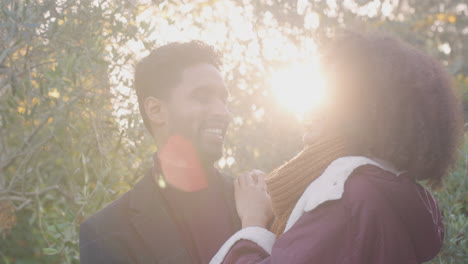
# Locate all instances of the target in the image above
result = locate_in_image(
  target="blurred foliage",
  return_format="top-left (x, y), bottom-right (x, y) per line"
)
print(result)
top-left (429, 134), bottom-right (468, 264)
top-left (0, 0), bottom-right (466, 263)
top-left (0, 0), bottom-right (151, 262)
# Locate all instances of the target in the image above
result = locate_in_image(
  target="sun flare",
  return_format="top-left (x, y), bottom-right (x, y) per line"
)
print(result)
top-left (271, 60), bottom-right (326, 120)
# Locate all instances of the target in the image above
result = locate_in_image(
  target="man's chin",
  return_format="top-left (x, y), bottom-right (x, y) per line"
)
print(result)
top-left (196, 134), bottom-right (225, 163)
top-left (198, 144), bottom-right (224, 165)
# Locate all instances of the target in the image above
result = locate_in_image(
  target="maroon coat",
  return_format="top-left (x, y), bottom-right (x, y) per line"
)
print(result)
top-left (214, 163), bottom-right (444, 264)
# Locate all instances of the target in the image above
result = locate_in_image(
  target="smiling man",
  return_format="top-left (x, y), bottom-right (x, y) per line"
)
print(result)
top-left (79, 41), bottom-right (240, 264)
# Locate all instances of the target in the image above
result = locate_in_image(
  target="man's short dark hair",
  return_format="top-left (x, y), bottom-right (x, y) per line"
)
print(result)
top-left (321, 31), bottom-right (463, 188)
top-left (134, 41), bottom-right (222, 134)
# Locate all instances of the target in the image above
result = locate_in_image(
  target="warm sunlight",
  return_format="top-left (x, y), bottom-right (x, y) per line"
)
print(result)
top-left (271, 60), bottom-right (327, 120)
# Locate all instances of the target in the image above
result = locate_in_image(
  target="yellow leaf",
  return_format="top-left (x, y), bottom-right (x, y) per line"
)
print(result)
top-left (31, 80), bottom-right (39, 88)
top-left (17, 106), bottom-right (26, 114)
top-left (436, 13), bottom-right (445, 21)
top-left (48, 89), bottom-right (60, 99)
top-left (0, 201), bottom-right (17, 232)
top-left (447, 15), bottom-right (456, 24)
top-left (47, 117), bottom-right (54, 124)
top-left (19, 47), bottom-right (27, 56)
top-left (11, 51), bottom-right (19, 61)
top-left (58, 19), bottom-right (64, 25)
top-left (32, 97), bottom-right (40, 105)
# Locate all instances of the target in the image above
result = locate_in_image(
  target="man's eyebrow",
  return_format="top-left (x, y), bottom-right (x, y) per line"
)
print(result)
top-left (192, 85), bottom-right (228, 97)
top-left (191, 85), bottom-right (212, 94)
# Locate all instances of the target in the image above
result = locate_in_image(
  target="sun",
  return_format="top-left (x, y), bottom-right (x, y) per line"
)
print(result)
top-left (271, 60), bottom-right (327, 119)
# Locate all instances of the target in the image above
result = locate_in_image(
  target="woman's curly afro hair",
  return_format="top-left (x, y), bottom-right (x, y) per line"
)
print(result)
top-left (321, 31), bottom-right (463, 188)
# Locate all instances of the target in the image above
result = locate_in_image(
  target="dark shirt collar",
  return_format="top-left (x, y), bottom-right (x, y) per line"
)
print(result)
top-left (152, 152), bottom-right (220, 192)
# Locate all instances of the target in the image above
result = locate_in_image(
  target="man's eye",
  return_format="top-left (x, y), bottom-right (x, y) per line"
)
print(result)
top-left (193, 93), bottom-right (210, 103)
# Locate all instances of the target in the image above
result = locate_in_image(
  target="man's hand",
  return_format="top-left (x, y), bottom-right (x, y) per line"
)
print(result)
top-left (234, 170), bottom-right (273, 229)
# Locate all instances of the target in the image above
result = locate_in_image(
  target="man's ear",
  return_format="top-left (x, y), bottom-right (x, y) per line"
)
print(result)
top-left (144, 96), bottom-right (167, 126)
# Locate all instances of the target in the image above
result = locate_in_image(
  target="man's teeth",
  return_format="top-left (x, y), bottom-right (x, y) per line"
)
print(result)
top-left (205, 128), bottom-right (223, 136)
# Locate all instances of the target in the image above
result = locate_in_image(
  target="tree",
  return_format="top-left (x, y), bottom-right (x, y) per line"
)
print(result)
top-left (0, 0), bottom-right (147, 262)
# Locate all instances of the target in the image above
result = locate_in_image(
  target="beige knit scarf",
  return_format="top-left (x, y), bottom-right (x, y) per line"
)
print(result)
top-left (265, 136), bottom-right (348, 236)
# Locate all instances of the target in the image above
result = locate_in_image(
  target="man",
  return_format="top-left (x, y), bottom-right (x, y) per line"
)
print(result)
top-left (79, 41), bottom-right (240, 263)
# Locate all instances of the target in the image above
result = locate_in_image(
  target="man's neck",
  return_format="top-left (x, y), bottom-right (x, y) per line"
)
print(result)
top-left (155, 151), bottom-right (213, 192)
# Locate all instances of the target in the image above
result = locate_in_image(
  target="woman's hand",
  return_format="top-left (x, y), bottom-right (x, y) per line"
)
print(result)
top-left (234, 170), bottom-right (274, 229)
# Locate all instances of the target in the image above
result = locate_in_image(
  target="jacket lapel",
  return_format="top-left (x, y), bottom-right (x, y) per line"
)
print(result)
top-left (129, 171), bottom-right (191, 263)
top-left (219, 172), bottom-right (241, 230)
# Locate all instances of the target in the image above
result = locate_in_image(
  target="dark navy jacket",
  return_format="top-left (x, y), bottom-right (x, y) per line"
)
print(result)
top-left (79, 170), bottom-right (239, 264)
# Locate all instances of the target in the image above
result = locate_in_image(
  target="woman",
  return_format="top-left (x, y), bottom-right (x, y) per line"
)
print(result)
top-left (211, 31), bottom-right (463, 264)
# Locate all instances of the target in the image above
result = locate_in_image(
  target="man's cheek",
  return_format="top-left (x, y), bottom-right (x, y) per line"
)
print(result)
top-left (182, 118), bottom-right (201, 141)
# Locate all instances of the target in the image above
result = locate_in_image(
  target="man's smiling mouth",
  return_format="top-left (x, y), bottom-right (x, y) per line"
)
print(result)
top-left (201, 120), bottom-right (229, 141)
top-left (204, 128), bottom-right (224, 139)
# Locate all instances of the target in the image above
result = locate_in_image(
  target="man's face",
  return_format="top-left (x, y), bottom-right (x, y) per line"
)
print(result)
top-left (164, 63), bottom-right (230, 164)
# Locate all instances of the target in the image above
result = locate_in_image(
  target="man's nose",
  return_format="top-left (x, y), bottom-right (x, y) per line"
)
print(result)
top-left (212, 99), bottom-right (232, 121)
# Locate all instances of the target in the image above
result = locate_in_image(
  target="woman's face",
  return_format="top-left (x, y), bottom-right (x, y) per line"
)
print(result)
top-left (301, 67), bottom-right (335, 145)
top-left (302, 113), bottom-right (323, 145)
top-left (302, 96), bottom-right (344, 145)
top-left (302, 109), bottom-right (327, 145)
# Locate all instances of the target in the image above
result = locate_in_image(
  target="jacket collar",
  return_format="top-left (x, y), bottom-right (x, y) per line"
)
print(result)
top-left (129, 170), bottom-right (191, 263)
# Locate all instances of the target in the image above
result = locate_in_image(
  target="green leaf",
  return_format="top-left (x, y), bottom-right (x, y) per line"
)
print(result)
top-left (43, 247), bottom-right (60, 255)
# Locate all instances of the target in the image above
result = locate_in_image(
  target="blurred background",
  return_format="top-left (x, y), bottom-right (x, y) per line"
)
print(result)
top-left (0, 0), bottom-right (466, 263)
